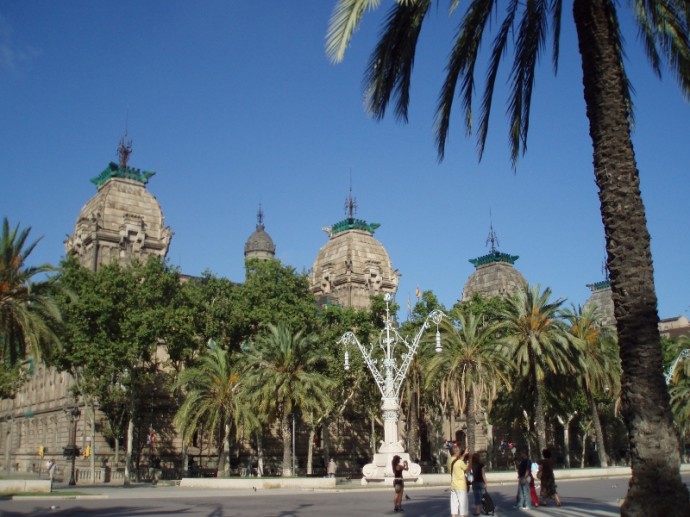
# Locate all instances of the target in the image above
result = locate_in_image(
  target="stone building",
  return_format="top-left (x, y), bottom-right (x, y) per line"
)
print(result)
top-left (584, 280), bottom-right (616, 327)
top-left (0, 138), bottom-right (172, 479)
top-left (310, 190), bottom-right (399, 310)
top-left (65, 137), bottom-right (171, 271)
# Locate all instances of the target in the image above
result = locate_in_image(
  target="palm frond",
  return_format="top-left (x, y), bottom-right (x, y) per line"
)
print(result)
top-left (326, 0), bottom-right (381, 63)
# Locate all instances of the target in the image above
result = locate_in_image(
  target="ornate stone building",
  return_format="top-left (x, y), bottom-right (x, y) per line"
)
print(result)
top-left (65, 137), bottom-right (172, 270)
top-left (310, 191), bottom-right (399, 310)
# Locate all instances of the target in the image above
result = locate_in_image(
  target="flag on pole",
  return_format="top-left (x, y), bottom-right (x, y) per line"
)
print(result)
top-left (407, 295), bottom-right (411, 313)
top-left (415, 286), bottom-right (421, 299)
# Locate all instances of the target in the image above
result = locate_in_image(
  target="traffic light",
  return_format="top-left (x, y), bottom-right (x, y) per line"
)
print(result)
top-left (38, 445), bottom-right (45, 458)
top-left (82, 445), bottom-right (91, 458)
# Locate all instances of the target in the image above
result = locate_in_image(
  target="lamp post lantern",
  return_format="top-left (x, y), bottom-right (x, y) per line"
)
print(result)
top-left (338, 293), bottom-right (445, 485)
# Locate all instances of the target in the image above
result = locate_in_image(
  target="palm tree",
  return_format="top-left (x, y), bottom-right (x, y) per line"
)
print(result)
top-left (425, 312), bottom-right (511, 452)
top-left (326, 2), bottom-right (690, 513)
top-left (0, 218), bottom-right (62, 365)
top-left (500, 285), bottom-right (580, 452)
top-left (564, 304), bottom-right (621, 467)
top-left (174, 339), bottom-right (258, 477)
top-left (242, 323), bottom-right (334, 476)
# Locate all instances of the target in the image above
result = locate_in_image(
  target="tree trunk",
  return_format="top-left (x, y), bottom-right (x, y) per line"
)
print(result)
top-left (573, 0), bottom-right (690, 514)
top-left (408, 390), bottom-right (420, 460)
top-left (281, 413), bottom-right (292, 477)
top-left (466, 389), bottom-right (476, 453)
top-left (222, 422), bottom-right (231, 477)
top-left (588, 391), bottom-right (609, 467)
top-left (530, 347), bottom-right (547, 453)
top-left (124, 417), bottom-right (134, 485)
top-left (256, 431), bottom-right (264, 477)
top-left (307, 428), bottom-right (315, 476)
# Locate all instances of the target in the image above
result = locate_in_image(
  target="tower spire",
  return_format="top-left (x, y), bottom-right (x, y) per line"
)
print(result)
top-left (256, 204), bottom-right (265, 229)
top-left (344, 181), bottom-right (357, 220)
top-left (486, 214), bottom-right (499, 253)
top-left (117, 130), bottom-right (133, 170)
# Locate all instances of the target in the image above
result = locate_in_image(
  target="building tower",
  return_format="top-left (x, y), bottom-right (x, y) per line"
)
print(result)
top-left (310, 189), bottom-right (399, 310)
top-left (244, 205), bottom-right (276, 261)
top-left (65, 135), bottom-right (172, 271)
top-left (462, 222), bottom-right (527, 301)
top-left (585, 259), bottom-right (616, 327)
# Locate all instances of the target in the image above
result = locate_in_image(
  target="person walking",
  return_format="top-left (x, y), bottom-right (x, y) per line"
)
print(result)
top-left (470, 452), bottom-right (487, 516)
top-left (515, 452), bottom-right (531, 510)
top-left (391, 455), bottom-right (409, 512)
top-left (447, 445), bottom-right (472, 517)
top-left (327, 458), bottom-right (336, 478)
top-left (538, 449), bottom-right (562, 507)
top-left (47, 459), bottom-right (57, 487)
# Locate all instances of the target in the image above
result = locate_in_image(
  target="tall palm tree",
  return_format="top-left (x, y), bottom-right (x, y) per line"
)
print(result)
top-left (500, 285), bottom-right (580, 452)
top-left (242, 324), bottom-right (334, 476)
top-left (564, 304), bottom-right (621, 467)
top-left (327, 2), bottom-right (690, 513)
top-left (0, 218), bottom-right (62, 365)
top-left (425, 312), bottom-right (511, 452)
top-left (174, 339), bottom-right (258, 477)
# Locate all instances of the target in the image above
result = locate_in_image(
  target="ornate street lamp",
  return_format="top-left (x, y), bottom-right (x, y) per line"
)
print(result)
top-left (63, 406), bottom-right (81, 486)
top-left (338, 293), bottom-right (445, 485)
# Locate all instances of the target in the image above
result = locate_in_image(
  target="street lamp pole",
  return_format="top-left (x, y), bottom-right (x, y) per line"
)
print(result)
top-left (338, 293), bottom-right (445, 484)
top-left (66, 406), bottom-right (81, 486)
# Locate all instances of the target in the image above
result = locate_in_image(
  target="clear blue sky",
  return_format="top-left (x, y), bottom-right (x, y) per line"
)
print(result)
top-left (1, 1), bottom-right (688, 319)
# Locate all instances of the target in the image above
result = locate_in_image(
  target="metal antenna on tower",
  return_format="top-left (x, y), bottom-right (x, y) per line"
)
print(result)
top-left (257, 204), bottom-right (265, 229)
top-left (486, 211), bottom-right (499, 253)
top-left (117, 114), bottom-right (133, 170)
top-left (344, 178), bottom-right (357, 220)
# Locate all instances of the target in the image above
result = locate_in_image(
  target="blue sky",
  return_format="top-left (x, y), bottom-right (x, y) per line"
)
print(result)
top-left (1, 1), bottom-right (688, 320)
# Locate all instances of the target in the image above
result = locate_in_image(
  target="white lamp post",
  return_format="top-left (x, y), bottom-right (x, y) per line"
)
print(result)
top-left (338, 293), bottom-right (445, 485)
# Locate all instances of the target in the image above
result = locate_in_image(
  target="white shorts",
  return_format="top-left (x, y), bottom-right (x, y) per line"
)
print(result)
top-left (450, 489), bottom-right (468, 515)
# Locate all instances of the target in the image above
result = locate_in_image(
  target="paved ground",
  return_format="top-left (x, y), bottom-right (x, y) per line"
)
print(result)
top-left (1, 473), bottom-right (688, 516)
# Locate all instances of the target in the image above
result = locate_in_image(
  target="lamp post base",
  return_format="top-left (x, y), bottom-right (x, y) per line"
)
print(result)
top-left (360, 451), bottom-right (422, 486)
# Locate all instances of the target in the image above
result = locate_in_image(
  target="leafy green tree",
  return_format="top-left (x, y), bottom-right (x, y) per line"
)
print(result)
top-left (229, 259), bottom-right (318, 347)
top-left (242, 323), bottom-right (334, 476)
top-left (326, 1), bottom-right (690, 512)
top-left (500, 285), bottom-right (580, 452)
top-left (0, 217), bottom-right (62, 366)
top-left (174, 339), bottom-right (259, 477)
top-left (426, 311), bottom-right (511, 452)
top-left (54, 256), bottom-right (188, 484)
top-left (564, 304), bottom-right (620, 467)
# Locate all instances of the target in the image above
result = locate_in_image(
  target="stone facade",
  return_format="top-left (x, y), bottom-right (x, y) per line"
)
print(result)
top-left (584, 280), bottom-right (616, 327)
top-left (310, 219), bottom-right (399, 310)
top-left (65, 168), bottom-right (171, 271)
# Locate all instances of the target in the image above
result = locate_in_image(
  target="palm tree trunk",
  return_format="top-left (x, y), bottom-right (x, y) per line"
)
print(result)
top-left (529, 348), bottom-right (547, 453)
top-left (408, 386), bottom-right (420, 459)
top-left (587, 391), bottom-right (608, 468)
top-left (307, 428), bottom-right (315, 476)
top-left (466, 389), bottom-right (476, 452)
top-left (222, 422), bottom-right (231, 477)
top-left (573, 0), bottom-right (690, 515)
top-left (281, 412), bottom-right (292, 477)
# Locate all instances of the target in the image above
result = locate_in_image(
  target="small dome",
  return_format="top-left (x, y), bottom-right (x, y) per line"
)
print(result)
top-left (244, 206), bottom-right (275, 260)
top-left (244, 223), bottom-right (276, 259)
